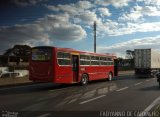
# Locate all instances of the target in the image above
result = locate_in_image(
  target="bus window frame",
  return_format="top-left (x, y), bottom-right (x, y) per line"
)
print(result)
top-left (90, 55), bottom-right (100, 66)
top-left (80, 54), bottom-right (91, 66)
top-left (57, 51), bottom-right (71, 66)
top-left (31, 47), bottom-right (52, 62)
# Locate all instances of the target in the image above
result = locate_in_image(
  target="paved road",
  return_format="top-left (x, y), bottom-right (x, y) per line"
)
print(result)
top-left (0, 74), bottom-right (160, 117)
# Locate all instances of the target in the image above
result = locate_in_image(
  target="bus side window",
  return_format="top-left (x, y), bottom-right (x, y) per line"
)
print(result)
top-left (57, 51), bottom-right (71, 66)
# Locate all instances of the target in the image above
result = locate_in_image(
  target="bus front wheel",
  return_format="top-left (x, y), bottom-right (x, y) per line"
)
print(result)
top-left (81, 74), bottom-right (88, 85)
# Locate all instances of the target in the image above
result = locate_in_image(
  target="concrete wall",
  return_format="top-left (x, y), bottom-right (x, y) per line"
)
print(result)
top-left (0, 67), bottom-right (9, 74)
top-left (14, 70), bottom-right (29, 76)
top-left (0, 67), bottom-right (28, 77)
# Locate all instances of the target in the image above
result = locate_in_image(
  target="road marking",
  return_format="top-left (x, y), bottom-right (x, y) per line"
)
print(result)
top-left (0, 83), bottom-right (37, 91)
top-left (79, 95), bottom-right (106, 104)
top-left (49, 87), bottom-right (74, 92)
top-left (116, 87), bottom-right (128, 92)
top-left (134, 82), bottom-right (143, 86)
top-left (145, 80), bottom-right (150, 82)
top-left (138, 96), bottom-right (160, 117)
top-left (38, 113), bottom-right (51, 117)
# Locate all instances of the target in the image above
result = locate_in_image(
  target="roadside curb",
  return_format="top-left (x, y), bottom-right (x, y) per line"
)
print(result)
top-left (0, 82), bottom-right (35, 89)
top-left (118, 70), bottom-right (134, 76)
top-left (118, 73), bottom-right (134, 76)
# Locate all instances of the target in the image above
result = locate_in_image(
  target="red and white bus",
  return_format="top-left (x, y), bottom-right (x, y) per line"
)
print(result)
top-left (29, 46), bottom-right (118, 85)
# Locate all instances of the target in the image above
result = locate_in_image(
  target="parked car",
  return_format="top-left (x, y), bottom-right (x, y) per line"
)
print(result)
top-left (0, 72), bottom-right (23, 78)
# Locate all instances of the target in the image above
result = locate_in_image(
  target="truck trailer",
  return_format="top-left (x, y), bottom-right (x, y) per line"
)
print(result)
top-left (134, 49), bottom-right (160, 77)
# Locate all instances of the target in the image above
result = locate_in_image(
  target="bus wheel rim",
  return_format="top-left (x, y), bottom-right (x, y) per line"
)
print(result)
top-left (82, 75), bottom-right (87, 84)
top-left (109, 73), bottom-right (112, 81)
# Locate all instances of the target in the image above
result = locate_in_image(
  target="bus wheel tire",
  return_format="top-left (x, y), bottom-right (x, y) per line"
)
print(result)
top-left (81, 74), bottom-right (88, 85)
top-left (159, 82), bottom-right (160, 88)
top-left (108, 72), bottom-right (113, 81)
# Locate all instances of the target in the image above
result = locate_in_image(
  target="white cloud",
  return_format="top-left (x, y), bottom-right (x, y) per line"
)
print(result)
top-left (45, 0), bottom-right (93, 15)
top-left (137, 0), bottom-right (160, 6)
top-left (98, 8), bottom-right (111, 16)
top-left (38, 14), bottom-right (87, 41)
top-left (119, 6), bottom-right (143, 22)
top-left (2, 0), bottom-right (160, 55)
top-left (143, 6), bottom-right (160, 16)
top-left (119, 5), bottom-right (160, 22)
top-left (76, 1), bottom-right (93, 10)
top-left (109, 22), bottom-right (160, 36)
top-left (95, 0), bottom-right (131, 8)
top-left (98, 35), bottom-right (160, 57)
top-left (0, 14), bottom-right (87, 51)
top-left (45, 0), bottom-right (160, 39)
top-left (45, 0), bottom-right (98, 27)
top-left (46, 4), bottom-right (78, 15)
top-left (45, 1), bottom-right (98, 26)
top-left (76, 10), bottom-right (101, 25)
top-left (95, 18), bottom-right (160, 38)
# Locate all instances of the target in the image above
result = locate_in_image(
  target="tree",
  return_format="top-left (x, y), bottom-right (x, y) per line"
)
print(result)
top-left (4, 45), bottom-right (31, 56)
top-left (126, 50), bottom-right (135, 59)
top-left (3, 45), bottom-right (31, 63)
top-left (3, 48), bottom-right (13, 56)
top-left (117, 57), bottom-right (124, 67)
top-left (126, 50), bottom-right (135, 67)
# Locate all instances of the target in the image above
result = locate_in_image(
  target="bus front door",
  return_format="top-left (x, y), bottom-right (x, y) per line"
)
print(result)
top-left (114, 59), bottom-right (118, 76)
top-left (72, 55), bottom-right (79, 82)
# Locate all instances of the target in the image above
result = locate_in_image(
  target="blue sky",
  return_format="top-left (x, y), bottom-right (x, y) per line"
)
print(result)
top-left (1, 0), bottom-right (160, 57)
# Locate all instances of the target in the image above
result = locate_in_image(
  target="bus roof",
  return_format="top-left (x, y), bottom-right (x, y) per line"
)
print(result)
top-left (57, 47), bottom-right (116, 57)
top-left (32, 46), bottom-right (116, 58)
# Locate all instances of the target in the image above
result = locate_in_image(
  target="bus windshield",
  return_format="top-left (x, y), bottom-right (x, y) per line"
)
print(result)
top-left (32, 48), bottom-right (51, 61)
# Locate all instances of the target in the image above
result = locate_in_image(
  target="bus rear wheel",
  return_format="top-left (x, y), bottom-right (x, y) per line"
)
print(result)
top-left (108, 72), bottom-right (113, 81)
top-left (81, 74), bottom-right (88, 85)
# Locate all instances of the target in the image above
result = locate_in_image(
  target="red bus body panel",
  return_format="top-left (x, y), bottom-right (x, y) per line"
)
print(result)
top-left (54, 48), bottom-right (76, 83)
top-left (29, 46), bottom-right (117, 84)
top-left (82, 66), bottom-right (114, 81)
top-left (29, 62), bottom-right (52, 82)
top-left (55, 66), bottom-right (73, 83)
top-left (29, 48), bottom-right (54, 82)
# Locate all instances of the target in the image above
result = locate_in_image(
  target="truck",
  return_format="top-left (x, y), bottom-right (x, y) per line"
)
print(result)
top-left (134, 49), bottom-right (160, 77)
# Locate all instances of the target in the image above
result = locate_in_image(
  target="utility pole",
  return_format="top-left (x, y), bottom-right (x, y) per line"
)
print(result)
top-left (94, 21), bottom-right (96, 53)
